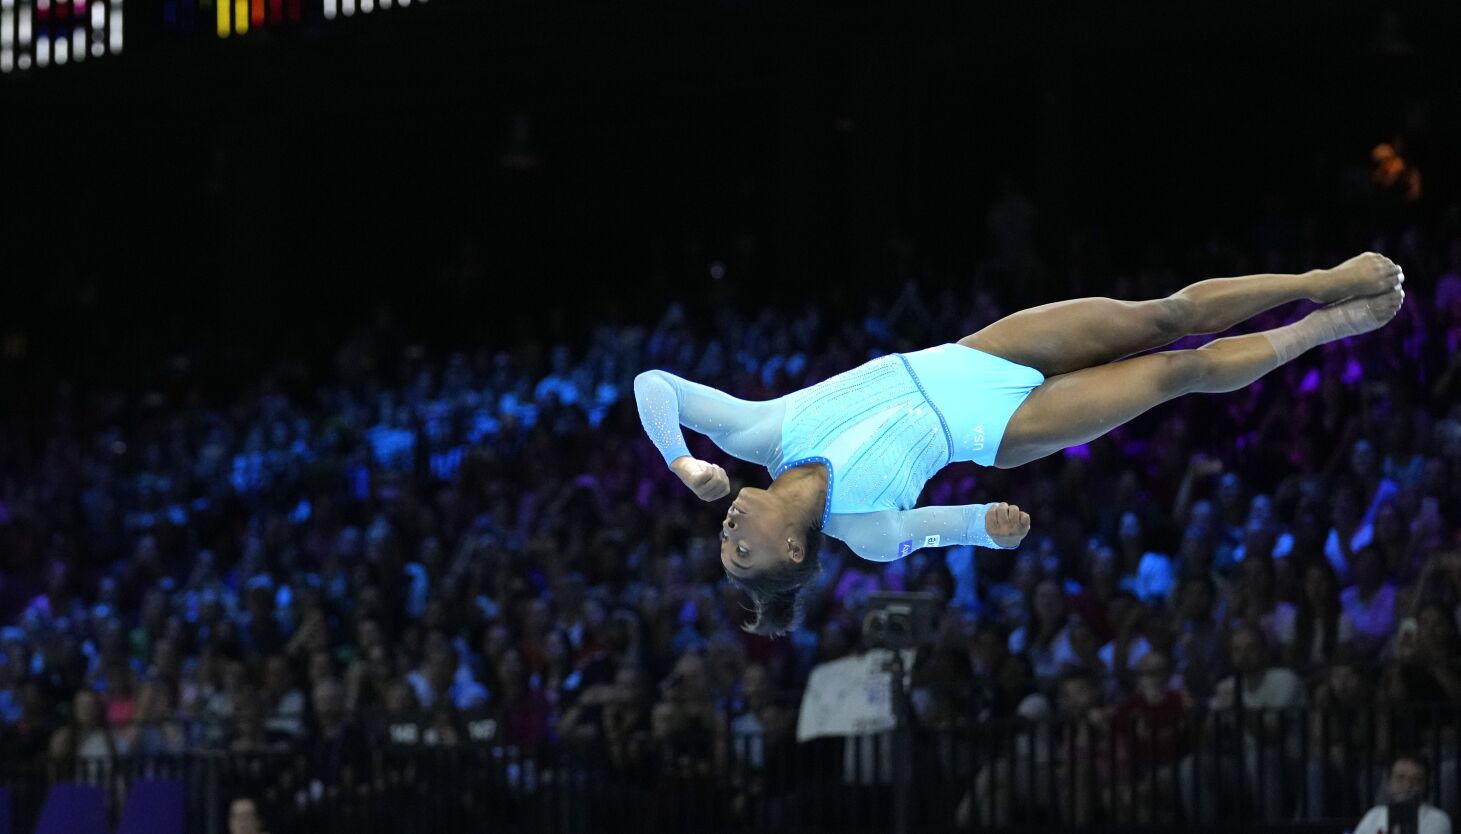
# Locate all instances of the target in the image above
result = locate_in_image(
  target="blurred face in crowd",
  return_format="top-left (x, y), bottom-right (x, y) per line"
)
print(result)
top-left (1058, 675), bottom-right (1099, 719)
top-left (1134, 651), bottom-right (1173, 701)
top-left (1032, 579), bottom-right (1066, 627)
top-left (969, 627), bottom-right (1007, 674)
top-left (1351, 439), bottom-right (1379, 481)
top-left (222, 661), bottom-right (248, 693)
top-left (544, 631), bottom-right (570, 670)
top-left (1087, 541), bottom-right (1118, 592)
top-left (1068, 616), bottom-right (1099, 661)
top-left (1303, 563), bottom-right (1335, 610)
top-left (356, 619), bottom-right (383, 651)
top-left (73, 689), bottom-right (102, 730)
top-left (1242, 519), bottom-right (1276, 561)
top-left (1327, 663), bottom-right (1364, 705)
top-left (667, 652), bottom-right (709, 702)
top-left (612, 665), bottom-right (648, 706)
top-left (228, 798), bottom-right (264, 834)
top-left (427, 646), bottom-right (457, 693)
top-left (384, 680), bottom-right (417, 714)
top-left (1389, 758), bottom-right (1426, 803)
top-left (1247, 494), bottom-right (1274, 526)
top-left (1013, 552), bottom-right (1042, 596)
top-left (137, 680), bottom-right (173, 722)
top-left (483, 624), bottom-right (512, 663)
top-left (308, 651), bottom-right (335, 685)
top-left (1183, 529), bottom-right (1213, 575)
top-left (1229, 628), bottom-right (1266, 677)
top-left (312, 679), bottom-right (345, 725)
top-left (1217, 473), bottom-right (1244, 515)
top-left (525, 599), bottom-right (553, 635)
top-left (720, 487), bottom-right (805, 580)
top-left (1188, 500), bottom-right (1215, 530)
top-left (1118, 512), bottom-right (1143, 548)
top-left (496, 649), bottom-right (525, 694)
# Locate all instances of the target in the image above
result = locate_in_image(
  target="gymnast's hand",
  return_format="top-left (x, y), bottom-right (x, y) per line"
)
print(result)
top-left (670, 456), bottom-right (731, 501)
top-left (987, 502), bottom-right (1032, 549)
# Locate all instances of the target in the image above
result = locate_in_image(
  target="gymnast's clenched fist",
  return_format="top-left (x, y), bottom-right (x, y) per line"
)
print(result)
top-left (986, 502), bottom-right (1031, 549)
top-left (670, 456), bottom-right (730, 501)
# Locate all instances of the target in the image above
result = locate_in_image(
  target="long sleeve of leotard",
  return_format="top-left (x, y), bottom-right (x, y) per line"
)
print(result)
top-left (633, 370), bottom-right (783, 468)
top-left (823, 503), bottom-right (1009, 562)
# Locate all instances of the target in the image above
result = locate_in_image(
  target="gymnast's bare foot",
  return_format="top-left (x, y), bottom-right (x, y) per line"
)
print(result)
top-left (1312, 252), bottom-right (1404, 303)
top-left (1325, 285), bottom-right (1405, 337)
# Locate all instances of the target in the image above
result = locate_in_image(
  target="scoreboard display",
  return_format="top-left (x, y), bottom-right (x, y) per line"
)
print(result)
top-left (0, 0), bottom-right (429, 72)
top-left (1, 0), bottom-right (122, 72)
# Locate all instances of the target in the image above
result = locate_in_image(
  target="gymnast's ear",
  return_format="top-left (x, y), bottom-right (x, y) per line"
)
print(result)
top-left (786, 536), bottom-right (805, 563)
top-left (786, 525), bottom-right (823, 564)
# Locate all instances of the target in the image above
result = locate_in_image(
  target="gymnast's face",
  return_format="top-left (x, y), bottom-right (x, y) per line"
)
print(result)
top-left (720, 487), bottom-right (801, 578)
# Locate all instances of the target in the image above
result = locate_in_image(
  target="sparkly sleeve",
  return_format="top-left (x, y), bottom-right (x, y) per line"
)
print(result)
top-left (633, 370), bottom-right (781, 467)
top-left (823, 503), bottom-right (1005, 563)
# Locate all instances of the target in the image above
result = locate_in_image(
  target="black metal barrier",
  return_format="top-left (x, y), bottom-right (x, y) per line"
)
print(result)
top-left (3, 704), bottom-right (1457, 834)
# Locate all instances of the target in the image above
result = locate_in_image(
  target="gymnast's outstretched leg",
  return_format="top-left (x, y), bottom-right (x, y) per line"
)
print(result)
top-left (960, 252), bottom-right (1402, 377)
top-left (992, 287), bottom-right (1405, 468)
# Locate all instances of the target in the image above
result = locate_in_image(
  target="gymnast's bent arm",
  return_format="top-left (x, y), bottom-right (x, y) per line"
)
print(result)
top-left (634, 370), bottom-right (783, 498)
top-left (824, 502), bottom-right (1032, 563)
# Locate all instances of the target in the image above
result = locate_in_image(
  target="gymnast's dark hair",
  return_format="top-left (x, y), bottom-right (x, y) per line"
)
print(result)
top-left (726, 525), bottom-right (824, 637)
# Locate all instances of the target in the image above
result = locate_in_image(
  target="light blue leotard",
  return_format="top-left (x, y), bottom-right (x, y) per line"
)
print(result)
top-left (633, 342), bottom-right (1045, 562)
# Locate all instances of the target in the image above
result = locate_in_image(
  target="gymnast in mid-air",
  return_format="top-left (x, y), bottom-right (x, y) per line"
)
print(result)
top-left (634, 253), bottom-right (1405, 634)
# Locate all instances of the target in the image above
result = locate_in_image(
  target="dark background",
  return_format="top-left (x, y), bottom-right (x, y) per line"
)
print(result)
top-left (1, 0), bottom-right (1456, 383)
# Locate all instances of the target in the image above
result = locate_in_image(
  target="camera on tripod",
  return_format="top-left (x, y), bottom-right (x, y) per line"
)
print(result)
top-left (862, 591), bottom-right (937, 650)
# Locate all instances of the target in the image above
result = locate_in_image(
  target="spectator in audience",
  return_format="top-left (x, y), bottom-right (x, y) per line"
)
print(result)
top-left (408, 637), bottom-right (489, 713)
top-left (1183, 625), bottom-right (1306, 822)
top-left (1118, 512), bottom-right (1176, 604)
top-left (301, 678), bottom-right (369, 797)
top-left (1290, 558), bottom-right (1353, 677)
top-left (1385, 602), bottom-right (1461, 706)
top-left (494, 647), bottom-right (551, 747)
top-left (119, 679), bottom-right (187, 755)
top-left (260, 654), bottom-right (306, 739)
top-left (1171, 574), bottom-right (1224, 699)
top-left (1228, 555), bottom-right (1297, 652)
top-left (1344, 545), bottom-right (1400, 658)
top-left (1353, 753), bottom-right (1452, 834)
top-left (48, 689), bottom-right (118, 764)
top-left (1211, 625), bottom-right (1306, 713)
top-left (1308, 652), bottom-right (1387, 819)
top-left (982, 653), bottom-right (1051, 724)
top-left (652, 652), bottom-right (725, 779)
top-left (228, 693), bottom-right (283, 754)
top-left (1009, 578), bottom-right (1075, 682)
top-left (1100, 592), bottom-right (1155, 684)
top-left (0, 681), bottom-right (54, 767)
top-left (1053, 670), bottom-right (1106, 826)
top-left (98, 663), bottom-right (139, 730)
top-left (228, 796), bottom-right (271, 834)
top-left (1111, 650), bottom-right (1192, 824)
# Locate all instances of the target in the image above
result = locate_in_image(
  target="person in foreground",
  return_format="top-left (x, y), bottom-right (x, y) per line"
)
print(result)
top-left (634, 253), bottom-right (1406, 635)
top-left (1353, 754), bottom-right (1452, 834)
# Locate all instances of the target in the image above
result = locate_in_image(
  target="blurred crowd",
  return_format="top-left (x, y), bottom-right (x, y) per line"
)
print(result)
top-left (2, 192), bottom-right (1461, 828)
